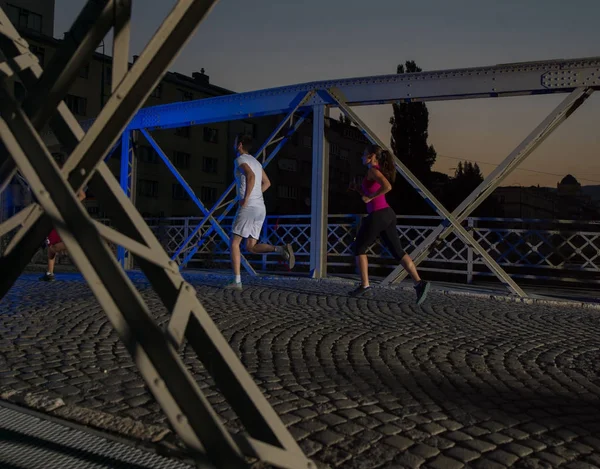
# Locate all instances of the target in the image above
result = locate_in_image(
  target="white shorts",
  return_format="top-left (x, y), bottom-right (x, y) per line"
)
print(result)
top-left (232, 204), bottom-right (266, 240)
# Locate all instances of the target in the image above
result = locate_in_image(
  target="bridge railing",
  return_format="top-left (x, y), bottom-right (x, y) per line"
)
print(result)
top-left (6, 214), bottom-right (599, 286)
top-left (146, 215), bottom-right (600, 286)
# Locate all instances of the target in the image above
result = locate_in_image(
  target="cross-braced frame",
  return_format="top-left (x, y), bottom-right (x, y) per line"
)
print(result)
top-left (141, 57), bottom-right (599, 295)
top-left (0, 1), bottom-right (315, 468)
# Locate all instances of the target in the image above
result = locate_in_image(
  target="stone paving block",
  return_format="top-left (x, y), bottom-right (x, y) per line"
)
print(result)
top-left (383, 435), bottom-right (414, 451)
top-left (312, 429), bottom-right (345, 447)
top-left (504, 442), bottom-right (534, 458)
top-left (410, 443), bottom-right (440, 459)
top-left (537, 451), bottom-right (567, 466)
top-left (429, 454), bottom-right (464, 469)
top-left (487, 449), bottom-right (520, 466)
top-left (485, 432), bottom-right (513, 445)
top-left (445, 431), bottom-right (473, 442)
top-left (392, 451), bottom-right (426, 468)
top-left (463, 438), bottom-right (497, 453)
top-left (420, 422), bottom-right (447, 436)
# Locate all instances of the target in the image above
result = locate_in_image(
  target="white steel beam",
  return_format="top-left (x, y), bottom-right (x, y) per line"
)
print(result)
top-left (126, 57), bottom-right (600, 131)
top-left (381, 86), bottom-right (594, 285)
top-left (328, 87), bottom-right (528, 297)
top-left (309, 105), bottom-right (329, 278)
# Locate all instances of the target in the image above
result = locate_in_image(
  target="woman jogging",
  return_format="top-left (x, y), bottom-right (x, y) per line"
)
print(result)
top-left (349, 144), bottom-right (430, 305)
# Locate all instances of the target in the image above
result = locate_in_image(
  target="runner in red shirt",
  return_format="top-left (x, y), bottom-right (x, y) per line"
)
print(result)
top-left (40, 189), bottom-right (86, 281)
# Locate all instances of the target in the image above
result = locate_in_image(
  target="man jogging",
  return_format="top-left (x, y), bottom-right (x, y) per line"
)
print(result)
top-left (226, 134), bottom-right (294, 289)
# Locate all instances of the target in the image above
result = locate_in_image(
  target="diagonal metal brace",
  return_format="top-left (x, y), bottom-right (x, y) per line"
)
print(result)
top-left (327, 86), bottom-right (527, 297)
top-left (173, 90), bottom-right (315, 265)
top-left (140, 128), bottom-right (256, 275)
top-left (381, 86), bottom-right (594, 286)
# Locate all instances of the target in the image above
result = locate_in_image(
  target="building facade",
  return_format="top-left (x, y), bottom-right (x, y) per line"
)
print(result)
top-left (1, 0), bottom-right (374, 225)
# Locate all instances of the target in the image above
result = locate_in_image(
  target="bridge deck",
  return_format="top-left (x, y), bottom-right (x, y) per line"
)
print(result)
top-left (2, 271), bottom-right (600, 468)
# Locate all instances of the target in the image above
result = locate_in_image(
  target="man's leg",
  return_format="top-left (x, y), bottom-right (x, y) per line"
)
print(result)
top-left (245, 237), bottom-right (295, 269)
top-left (40, 242), bottom-right (67, 281)
top-left (226, 234), bottom-right (244, 289)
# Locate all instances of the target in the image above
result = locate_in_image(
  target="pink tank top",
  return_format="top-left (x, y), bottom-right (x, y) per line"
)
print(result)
top-left (362, 167), bottom-right (390, 214)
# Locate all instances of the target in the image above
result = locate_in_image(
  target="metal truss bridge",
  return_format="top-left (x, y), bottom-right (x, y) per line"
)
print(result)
top-left (0, 0), bottom-right (598, 467)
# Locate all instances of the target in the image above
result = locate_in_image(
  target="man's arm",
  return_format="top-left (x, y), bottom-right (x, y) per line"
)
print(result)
top-left (261, 168), bottom-right (271, 192)
top-left (239, 163), bottom-right (255, 206)
top-left (77, 190), bottom-right (86, 201)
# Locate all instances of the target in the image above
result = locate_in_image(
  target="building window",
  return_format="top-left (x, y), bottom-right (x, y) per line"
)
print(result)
top-left (200, 186), bottom-right (217, 205)
top-left (6, 4), bottom-right (42, 32)
top-left (277, 185), bottom-right (298, 199)
top-left (138, 145), bottom-right (159, 164)
top-left (79, 63), bottom-right (90, 79)
top-left (172, 183), bottom-right (190, 201)
top-left (339, 148), bottom-right (349, 161)
top-left (138, 179), bottom-right (159, 198)
top-left (302, 136), bottom-right (312, 148)
top-left (203, 127), bottom-right (219, 144)
top-left (65, 94), bottom-right (87, 116)
top-left (342, 127), bottom-right (368, 143)
top-left (202, 156), bottom-right (217, 173)
top-left (150, 83), bottom-right (163, 98)
top-left (30, 45), bottom-right (44, 66)
top-left (329, 143), bottom-right (340, 157)
top-left (241, 121), bottom-right (255, 137)
top-left (178, 89), bottom-right (193, 101)
top-left (174, 126), bottom-right (191, 138)
top-left (14, 81), bottom-right (25, 102)
top-left (173, 151), bottom-right (191, 169)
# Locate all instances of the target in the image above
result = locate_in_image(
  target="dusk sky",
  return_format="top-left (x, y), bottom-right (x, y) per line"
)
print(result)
top-left (56, 0), bottom-right (600, 187)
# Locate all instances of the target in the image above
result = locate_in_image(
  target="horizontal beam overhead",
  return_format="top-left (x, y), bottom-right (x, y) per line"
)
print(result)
top-left (121, 56), bottom-right (600, 131)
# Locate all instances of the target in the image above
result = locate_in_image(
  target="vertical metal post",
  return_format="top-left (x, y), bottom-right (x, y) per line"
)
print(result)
top-left (118, 131), bottom-right (130, 268)
top-left (467, 218), bottom-right (474, 284)
top-left (309, 105), bottom-right (329, 278)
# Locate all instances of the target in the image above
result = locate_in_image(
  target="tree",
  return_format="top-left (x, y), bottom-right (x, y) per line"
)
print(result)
top-left (444, 160), bottom-right (500, 216)
top-left (386, 60), bottom-right (438, 214)
top-left (389, 60), bottom-right (437, 179)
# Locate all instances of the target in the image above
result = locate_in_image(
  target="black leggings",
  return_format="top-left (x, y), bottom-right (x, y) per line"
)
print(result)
top-left (353, 207), bottom-right (406, 259)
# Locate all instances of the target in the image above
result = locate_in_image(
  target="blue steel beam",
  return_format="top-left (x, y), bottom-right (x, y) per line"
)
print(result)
top-left (126, 57), bottom-right (600, 131)
top-left (117, 131), bottom-right (132, 267)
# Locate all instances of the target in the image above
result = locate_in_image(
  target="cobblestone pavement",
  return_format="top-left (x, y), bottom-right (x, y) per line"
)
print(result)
top-left (2, 271), bottom-right (600, 468)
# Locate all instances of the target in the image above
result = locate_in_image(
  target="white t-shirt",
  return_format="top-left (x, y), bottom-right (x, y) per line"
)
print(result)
top-left (234, 154), bottom-right (264, 208)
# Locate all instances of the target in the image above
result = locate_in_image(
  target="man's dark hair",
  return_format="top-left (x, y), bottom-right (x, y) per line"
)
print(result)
top-left (236, 134), bottom-right (253, 153)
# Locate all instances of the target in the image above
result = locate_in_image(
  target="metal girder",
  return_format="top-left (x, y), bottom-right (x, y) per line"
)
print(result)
top-left (140, 128), bottom-right (257, 275)
top-left (309, 104), bottom-right (328, 278)
top-left (117, 131), bottom-right (136, 269)
top-left (172, 91), bottom-right (315, 267)
top-left (125, 56), bottom-right (600, 131)
top-left (327, 87), bottom-right (528, 297)
top-left (381, 86), bottom-right (595, 286)
top-left (0, 2), bottom-right (313, 468)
